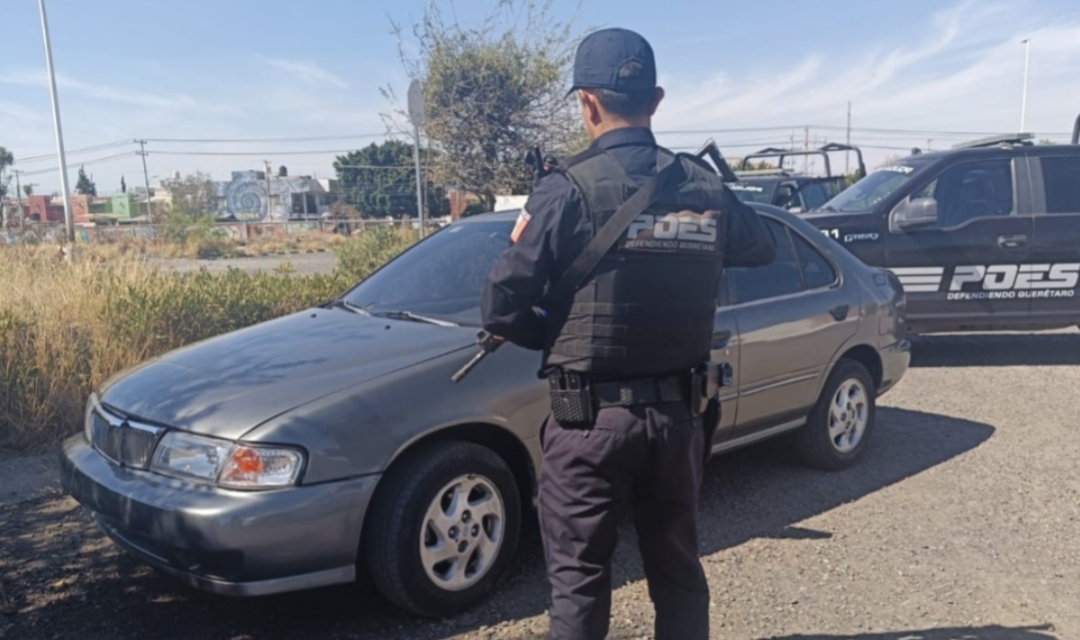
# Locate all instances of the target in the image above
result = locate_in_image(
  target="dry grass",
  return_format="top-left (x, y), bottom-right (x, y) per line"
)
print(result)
top-left (0, 227), bottom-right (417, 452)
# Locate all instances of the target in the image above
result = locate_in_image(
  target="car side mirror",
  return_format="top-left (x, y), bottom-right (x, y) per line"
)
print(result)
top-left (893, 197), bottom-right (938, 231)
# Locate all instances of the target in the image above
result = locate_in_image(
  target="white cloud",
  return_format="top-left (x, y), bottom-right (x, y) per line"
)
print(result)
top-left (263, 58), bottom-right (349, 89)
top-left (654, 1), bottom-right (1080, 167)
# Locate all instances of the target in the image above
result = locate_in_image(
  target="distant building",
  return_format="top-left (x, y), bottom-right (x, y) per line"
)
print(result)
top-left (153, 168), bottom-right (337, 222)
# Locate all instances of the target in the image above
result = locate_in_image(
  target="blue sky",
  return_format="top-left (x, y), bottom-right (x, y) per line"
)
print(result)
top-left (3, 0), bottom-right (1080, 194)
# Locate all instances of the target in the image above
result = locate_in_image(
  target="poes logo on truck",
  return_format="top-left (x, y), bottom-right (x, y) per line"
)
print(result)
top-left (891, 265), bottom-right (1080, 299)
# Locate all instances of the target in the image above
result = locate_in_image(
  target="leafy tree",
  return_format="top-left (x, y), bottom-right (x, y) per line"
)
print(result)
top-left (0, 146), bottom-right (13, 226)
top-left (75, 166), bottom-right (97, 196)
top-left (23, 184), bottom-right (33, 197)
top-left (156, 172), bottom-right (219, 224)
top-left (334, 140), bottom-right (449, 219)
top-left (121, 175), bottom-right (127, 193)
top-left (388, 0), bottom-right (584, 212)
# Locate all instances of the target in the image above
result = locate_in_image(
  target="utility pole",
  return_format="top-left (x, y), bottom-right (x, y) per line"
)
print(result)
top-left (407, 80), bottom-right (427, 238)
top-left (804, 126), bottom-right (810, 173)
top-left (1020, 38), bottom-right (1031, 132)
top-left (38, 0), bottom-right (74, 243)
top-left (14, 170), bottom-right (24, 229)
top-left (846, 101), bottom-right (852, 175)
top-left (135, 140), bottom-right (153, 219)
top-left (264, 160), bottom-right (273, 219)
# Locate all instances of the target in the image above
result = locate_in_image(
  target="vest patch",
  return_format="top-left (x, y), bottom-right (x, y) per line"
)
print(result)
top-left (624, 210), bottom-right (720, 252)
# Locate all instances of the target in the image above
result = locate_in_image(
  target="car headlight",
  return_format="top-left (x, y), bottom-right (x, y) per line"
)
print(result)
top-left (217, 445), bottom-right (304, 490)
top-left (151, 432), bottom-right (233, 483)
top-left (149, 432), bottom-right (304, 490)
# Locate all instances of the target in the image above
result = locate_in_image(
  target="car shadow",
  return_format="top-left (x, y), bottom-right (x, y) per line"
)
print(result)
top-left (1, 407), bottom-right (995, 640)
top-left (910, 330), bottom-right (1080, 368)
top-left (726, 624), bottom-right (1059, 640)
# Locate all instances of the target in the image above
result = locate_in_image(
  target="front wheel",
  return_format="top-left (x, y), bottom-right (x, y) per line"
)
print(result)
top-left (363, 441), bottom-right (521, 617)
top-left (796, 359), bottom-right (876, 470)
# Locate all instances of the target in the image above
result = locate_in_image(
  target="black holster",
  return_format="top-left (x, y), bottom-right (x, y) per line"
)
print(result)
top-left (548, 370), bottom-right (595, 428)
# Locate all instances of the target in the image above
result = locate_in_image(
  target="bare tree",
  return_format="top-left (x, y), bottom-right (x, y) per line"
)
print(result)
top-left (387, 0), bottom-right (588, 212)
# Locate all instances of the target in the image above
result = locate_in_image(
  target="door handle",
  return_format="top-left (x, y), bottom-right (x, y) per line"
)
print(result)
top-left (713, 329), bottom-right (732, 349)
top-left (829, 304), bottom-right (850, 321)
top-left (997, 234), bottom-right (1028, 249)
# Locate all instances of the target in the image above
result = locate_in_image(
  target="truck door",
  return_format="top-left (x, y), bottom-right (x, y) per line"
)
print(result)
top-left (1027, 153), bottom-right (1080, 325)
top-left (884, 157), bottom-right (1033, 331)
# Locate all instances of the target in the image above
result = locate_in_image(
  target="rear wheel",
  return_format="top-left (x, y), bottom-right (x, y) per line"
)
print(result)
top-left (363, 441), bottom-right (521, 617)
top-left (796, 359), bottom-right (876, 470)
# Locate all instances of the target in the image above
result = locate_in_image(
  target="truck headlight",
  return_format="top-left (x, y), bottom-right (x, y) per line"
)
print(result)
top-left (84, 394), bottom-right (98, 443)
top-left (149, 432), bottom-right (304, 490)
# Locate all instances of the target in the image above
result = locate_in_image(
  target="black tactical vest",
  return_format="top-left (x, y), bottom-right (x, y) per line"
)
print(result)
top-left (545, 147), bottom-right (728, 378)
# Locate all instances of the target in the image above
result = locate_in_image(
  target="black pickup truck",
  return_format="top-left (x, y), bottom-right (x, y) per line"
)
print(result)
top-left (728, 143), bottom-right (867, 213)
top-left (801, 121), bottom-right (1080, 334)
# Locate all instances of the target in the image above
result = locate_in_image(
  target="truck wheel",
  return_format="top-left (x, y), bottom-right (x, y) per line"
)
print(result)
top-left (363, 441), bottom-right (521, 617)
top-left (796, 359), bottom-right (876, 470)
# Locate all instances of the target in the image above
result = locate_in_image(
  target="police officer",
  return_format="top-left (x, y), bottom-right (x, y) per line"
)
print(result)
top-left (480, 28), bottom-right (776, 640)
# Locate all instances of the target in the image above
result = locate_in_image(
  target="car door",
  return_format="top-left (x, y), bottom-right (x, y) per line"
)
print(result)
top-left (884, 156), bottom-right (1034, 328)
top-left (1027, 153), bottom-right (1080, 325)
top-left (725, 218), bottom-right (858, 439)
top-left (708, 298), bottom-right (740, 448)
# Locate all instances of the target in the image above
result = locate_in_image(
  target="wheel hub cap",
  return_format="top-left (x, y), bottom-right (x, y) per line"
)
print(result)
top-left (827, 378), bottom-right (869, 454)
top-left (420, 474), bottom-right (505, 592)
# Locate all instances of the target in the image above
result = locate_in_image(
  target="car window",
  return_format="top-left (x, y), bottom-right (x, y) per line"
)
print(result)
top-left (342, 220), bottom-right (512, 326)
top-left (1040, 157), bottom-right (1080, 214)
top-left (728, 220), bottom-right (802, 304)
top-left (917, 159), bottom-right (1014, 228)
top-left (823, 162), bottom-right (924, 212)
top-left (792, 232), bottom-right (837, 289)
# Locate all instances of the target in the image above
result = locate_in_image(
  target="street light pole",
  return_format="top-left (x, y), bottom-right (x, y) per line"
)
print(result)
top-left (1020, 38), bottom-right (1031, 132)
top-left (37, 0), bottom-right (74, 244)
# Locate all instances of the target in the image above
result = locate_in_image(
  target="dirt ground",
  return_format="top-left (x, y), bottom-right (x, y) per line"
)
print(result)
top-left (1, 331), bottom-right (1078, 640)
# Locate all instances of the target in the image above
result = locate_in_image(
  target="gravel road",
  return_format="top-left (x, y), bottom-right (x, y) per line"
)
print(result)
top-left (2, 331), bottom-right (1078, 640)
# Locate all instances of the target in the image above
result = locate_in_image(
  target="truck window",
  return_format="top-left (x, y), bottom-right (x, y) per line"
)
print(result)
top-left (916, 159), bottom-right (1013, 228)
top-left (1039, 157), bottom-right (1080, 214)
top-left (823, 166), bottom-right (918, 212)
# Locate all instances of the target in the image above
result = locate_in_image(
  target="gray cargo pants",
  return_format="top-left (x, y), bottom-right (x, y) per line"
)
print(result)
top-left (538, 401), bottom-right (709, 640)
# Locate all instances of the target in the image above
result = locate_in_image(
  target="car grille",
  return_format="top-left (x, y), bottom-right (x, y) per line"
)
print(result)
top-left (89, 407), bottom-right (164, 469)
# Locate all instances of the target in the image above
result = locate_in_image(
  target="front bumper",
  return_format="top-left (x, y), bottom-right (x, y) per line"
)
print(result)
top-left (59, 434), bottom-right (380, 597)
top-left (877, 338), bottom-right (912, 396)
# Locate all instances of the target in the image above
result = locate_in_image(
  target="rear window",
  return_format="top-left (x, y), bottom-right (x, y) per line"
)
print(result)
top-left (1040, 157), bottom-right (1080, 214)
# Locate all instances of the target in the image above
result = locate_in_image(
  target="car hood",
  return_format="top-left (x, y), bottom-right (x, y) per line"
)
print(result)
top-left (98, 307), bottom-right (474, 439)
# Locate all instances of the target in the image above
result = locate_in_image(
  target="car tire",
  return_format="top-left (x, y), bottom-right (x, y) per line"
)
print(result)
top-left (796, 359), bottom-right (876, 471)
top-left (363, 441), bottom-right (522, 618)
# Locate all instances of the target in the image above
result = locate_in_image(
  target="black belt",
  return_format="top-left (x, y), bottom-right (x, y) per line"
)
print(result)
top-left (591, 375), bottom-right (687, 409)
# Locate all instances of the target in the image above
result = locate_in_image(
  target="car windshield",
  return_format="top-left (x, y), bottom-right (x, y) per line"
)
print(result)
top-left (822, 163), bottom-right (923, 212)
top-left (341, 219), bottom-right (513, 327)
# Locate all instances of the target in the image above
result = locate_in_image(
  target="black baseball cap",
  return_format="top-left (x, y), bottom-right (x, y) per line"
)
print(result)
top-left (568, 28), bottom-right (657, 95)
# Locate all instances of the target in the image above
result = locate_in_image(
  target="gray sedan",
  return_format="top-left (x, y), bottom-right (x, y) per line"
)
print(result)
top-left (60, 204), bottom-right (910, 618)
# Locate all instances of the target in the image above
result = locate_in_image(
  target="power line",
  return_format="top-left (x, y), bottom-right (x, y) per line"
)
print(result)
top-left (149, 149), bottom-right (378, 157)
top-left (143, 133), bottom-right (392, 144)
top-left (15, 140), bottom-right (133, 164)
top-left (15, 152), bottom-right (138, 177)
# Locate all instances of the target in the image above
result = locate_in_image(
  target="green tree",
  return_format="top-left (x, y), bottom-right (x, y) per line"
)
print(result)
top-left (333, 140), bottom-right (449, 219)
top-left (23, 184), bottom-right (33, 197)
top-left (389, 0), bottom-right (584, 212)
top-left (157, 172), bottom-right (218, 224)
top-left (121, 175), bottom-right (127, 193)
top-left (0, 147), bottom-right (13, 222)
top-left (75, 166), bottom-right (96, 196)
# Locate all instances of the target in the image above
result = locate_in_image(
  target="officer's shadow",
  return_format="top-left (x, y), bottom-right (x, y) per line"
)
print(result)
top-left (402, 405), bottom-right (1001, 637)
